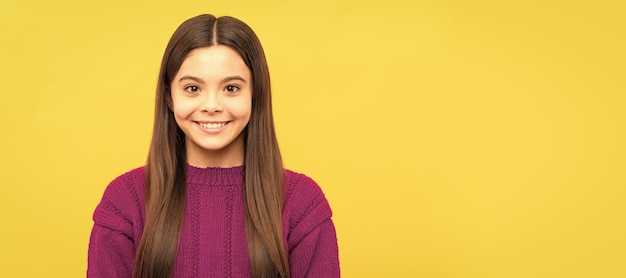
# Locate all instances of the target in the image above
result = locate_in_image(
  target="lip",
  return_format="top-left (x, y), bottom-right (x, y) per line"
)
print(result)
top-left (195, 121), bottom-right (230, 134)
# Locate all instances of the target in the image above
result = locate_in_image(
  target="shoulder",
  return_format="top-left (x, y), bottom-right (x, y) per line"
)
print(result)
top-left (107, 166), bottom-right (145, 191)
top-left (284, 170), bottom-right (324, 200)
top-left (283, 170), bottom-right (333, 243)
top-left (283, 170), bottom-right (330, 214)
top-left (100, 167), bottom-right (145, 205)
top-left (93, 167), bottom-right (146, 232)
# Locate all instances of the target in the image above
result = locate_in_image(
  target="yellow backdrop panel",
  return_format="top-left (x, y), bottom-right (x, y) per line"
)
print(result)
top-left (1, 0), bottom-right (624, 277)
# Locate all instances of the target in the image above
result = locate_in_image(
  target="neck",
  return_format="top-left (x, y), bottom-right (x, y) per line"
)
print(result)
top-left (185, 136), bottom-right (245, 168)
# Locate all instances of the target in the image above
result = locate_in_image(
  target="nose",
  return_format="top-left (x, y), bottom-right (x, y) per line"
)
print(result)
top-left (201, 91), bottom-right (222, 113)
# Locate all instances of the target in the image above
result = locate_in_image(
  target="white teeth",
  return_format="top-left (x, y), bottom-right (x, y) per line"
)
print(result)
top-left (199, 122), bottom-right (226, 129)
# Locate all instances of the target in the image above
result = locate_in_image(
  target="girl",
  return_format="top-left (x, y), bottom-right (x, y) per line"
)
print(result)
top-left (88, 14), bottom-right (339, 278)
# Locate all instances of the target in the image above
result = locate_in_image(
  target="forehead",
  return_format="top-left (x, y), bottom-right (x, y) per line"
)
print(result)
top-left (175, 45), bottom-right (251, 80)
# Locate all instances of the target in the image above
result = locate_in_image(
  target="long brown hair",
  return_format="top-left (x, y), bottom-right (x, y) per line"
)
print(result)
top-left (134, 14), bottom-right (289, 278)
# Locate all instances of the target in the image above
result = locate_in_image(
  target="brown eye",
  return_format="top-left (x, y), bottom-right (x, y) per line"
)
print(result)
top-left (185, 85), bottom-right (200, 93)
top-left (225, 85), bottom-right (239, 93)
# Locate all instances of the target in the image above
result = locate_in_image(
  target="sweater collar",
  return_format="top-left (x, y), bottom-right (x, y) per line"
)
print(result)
top-left (185, 164), bottom-right (244, 186)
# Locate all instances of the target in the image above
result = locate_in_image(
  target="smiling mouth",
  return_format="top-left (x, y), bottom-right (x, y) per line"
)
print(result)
top-left (197, 122), bottom-right (228, 129)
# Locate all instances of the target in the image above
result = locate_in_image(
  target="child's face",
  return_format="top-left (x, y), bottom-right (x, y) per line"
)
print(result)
top-left (170, 45), bottom-right (252, 167)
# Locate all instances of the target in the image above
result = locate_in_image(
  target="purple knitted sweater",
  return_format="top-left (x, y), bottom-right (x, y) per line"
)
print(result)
top-left (88, 165), bottom-right (339, 277)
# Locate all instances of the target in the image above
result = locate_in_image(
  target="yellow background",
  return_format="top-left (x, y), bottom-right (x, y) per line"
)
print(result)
top-left (1, 0), bottom-right (624, 277)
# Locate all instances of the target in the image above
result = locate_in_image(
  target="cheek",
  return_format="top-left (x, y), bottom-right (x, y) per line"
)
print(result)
top-left (171, 97), bottom-right (197, 119)
top-left (227, 98), bottom-right (252, 121)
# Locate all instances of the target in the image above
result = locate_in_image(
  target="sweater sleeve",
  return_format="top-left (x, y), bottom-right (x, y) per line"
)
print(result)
top-left (88, 170), bottom-right (144, 278)
top-left (284, 172), bottom-right (340, 278)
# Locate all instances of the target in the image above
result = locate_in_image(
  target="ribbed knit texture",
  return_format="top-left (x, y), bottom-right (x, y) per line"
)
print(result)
top-left (88, 165), bottom-right (340, 277)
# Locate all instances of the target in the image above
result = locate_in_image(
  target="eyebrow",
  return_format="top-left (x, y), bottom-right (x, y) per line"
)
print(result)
top-left (177, 75), bottom-right (248, 84)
